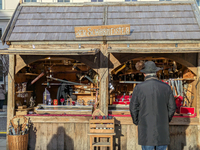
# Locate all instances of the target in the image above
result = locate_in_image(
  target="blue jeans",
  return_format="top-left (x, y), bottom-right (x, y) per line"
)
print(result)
top-left (142, 145), bottom-right (167, 150)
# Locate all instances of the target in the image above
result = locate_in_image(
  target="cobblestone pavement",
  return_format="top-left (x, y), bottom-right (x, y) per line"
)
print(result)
top-left (0, 138), bottom-right (6, 150)
top-left (0, 105), bottom-right (7, 150)
top-left (0, 105), bottom-right (7, 132)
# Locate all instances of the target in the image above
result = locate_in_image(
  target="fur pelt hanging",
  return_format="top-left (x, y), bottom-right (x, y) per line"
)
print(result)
top-left (135, 61), bottom-right (145, 71)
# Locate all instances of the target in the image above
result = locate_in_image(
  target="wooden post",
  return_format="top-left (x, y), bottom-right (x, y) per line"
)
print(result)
top-left (197, 53), bottom-right (200, 149)
top-left (197, 53), bottom-right (200, 118)
top-left (198, 125), bottom-right (200, 150)
top-left (7, 55), bottom-right (15, 147)
top-left (19, 0), bottom-right (23, 4)
top-left (99, 44), bottom-right (109, 115)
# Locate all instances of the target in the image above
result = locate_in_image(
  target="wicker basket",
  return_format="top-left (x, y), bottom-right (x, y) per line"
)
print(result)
top-left (8, 134), bottom-right (29, 150)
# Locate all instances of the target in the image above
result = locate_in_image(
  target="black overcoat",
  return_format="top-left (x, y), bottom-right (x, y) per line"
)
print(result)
top-left (129, 76), bottom-right (176, 146)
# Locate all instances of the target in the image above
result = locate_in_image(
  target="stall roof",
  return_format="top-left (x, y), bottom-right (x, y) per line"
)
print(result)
top-left (2, 1), bottom-right (200, 43)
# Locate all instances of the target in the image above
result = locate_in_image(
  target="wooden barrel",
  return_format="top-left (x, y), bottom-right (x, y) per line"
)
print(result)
top-left (8, 134), bottom-right (28, 150)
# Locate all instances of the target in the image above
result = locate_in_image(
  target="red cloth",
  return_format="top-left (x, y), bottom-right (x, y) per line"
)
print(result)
top-left (113, 101), bottom-right (130, 105)
top-left (115, 95), bottom-right (132, 102)
top-left (180, 107), bottom-right (195, 114)
top-left (175, 96), bottom-right (183, 113)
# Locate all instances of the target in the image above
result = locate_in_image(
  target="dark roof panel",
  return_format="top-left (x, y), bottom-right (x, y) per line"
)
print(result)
top-left (3, 2), bottom-right (200, 42)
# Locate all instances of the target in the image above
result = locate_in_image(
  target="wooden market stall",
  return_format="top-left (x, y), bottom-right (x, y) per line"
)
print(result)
top-left (1, 1), bottom-right (200, 149)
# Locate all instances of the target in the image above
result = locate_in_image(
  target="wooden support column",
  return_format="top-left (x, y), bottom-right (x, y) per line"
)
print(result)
top-left (7, 55), bottom-right (15, 133)
top-left (197, 53), bottom-right (200, 118)
top-left (197, 53), bottom-right (200, 149)
top-left (198, 125), bottom-right (200, 150)
top-left (99, 44), bottom-right (109, 115)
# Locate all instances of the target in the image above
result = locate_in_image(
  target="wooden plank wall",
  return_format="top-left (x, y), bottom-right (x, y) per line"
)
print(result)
top-left (29, 123), bottom-right (89, 150)
top-left (169, 125), bottom-right (199, 150)
top-left (28, 123), bottom-right (199, 150)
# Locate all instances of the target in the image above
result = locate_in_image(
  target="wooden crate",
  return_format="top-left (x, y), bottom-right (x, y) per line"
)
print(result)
top-left (16, 110), bottom-right (27, 116)
top-left (18, 105), bottom-right (27, 110)
top-left (89, 119), bottom-right (115, 133)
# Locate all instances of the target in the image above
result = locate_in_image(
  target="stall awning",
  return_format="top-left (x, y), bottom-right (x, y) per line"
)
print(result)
top-left (2, 1), bottom-right (200, 44)
top-left (0, 48), bottom-right (100, 55)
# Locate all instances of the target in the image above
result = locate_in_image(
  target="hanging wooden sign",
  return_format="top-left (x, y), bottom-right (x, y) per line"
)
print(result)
top-left (75, 24), bottom-right (130, 38)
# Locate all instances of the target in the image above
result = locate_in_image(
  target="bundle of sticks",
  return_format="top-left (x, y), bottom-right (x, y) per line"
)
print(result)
top-left (166, 79), bottom-right (193, 107)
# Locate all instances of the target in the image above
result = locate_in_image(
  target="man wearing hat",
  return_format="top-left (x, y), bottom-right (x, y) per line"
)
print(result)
top-left (129, 61), bottom-right (176, 150)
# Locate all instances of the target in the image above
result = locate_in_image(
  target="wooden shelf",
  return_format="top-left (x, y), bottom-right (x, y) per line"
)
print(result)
top-left (42, 81), bottom-right (89, 86)
top-left (89, 119), bottom-right (115, 134)
top-left (18, 73), bottom-right (39, 76)
top-left (73, 93), bottom-right (91, 95)
top-left (52, 71), bottom-right (88, 74)
top-left (92, 142), bottom-right (110, 146)
top-left (16, 91), bottom-right (33, 94)
top-left (118, 78), bottom-right (195, 84)
top-left (118, 70), bottom-right (140, 76)
top-left (88, 133), bottom-right (116, 135)
top-left (181, 78), bottom-right (195, 81)
top-left (163, 78), bottom-right (195, 81)
top-left (119, 81), bottom-right (142, 84)
top-left (16, 107), bottom-right (34, 111)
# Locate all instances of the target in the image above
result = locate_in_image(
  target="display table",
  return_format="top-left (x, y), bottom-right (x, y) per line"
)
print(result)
top-left (34, 105), bottom-right (93, 115)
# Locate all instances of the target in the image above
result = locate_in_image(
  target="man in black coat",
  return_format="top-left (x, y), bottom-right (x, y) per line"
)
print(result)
top-left (129, 61), bottom-right (176, 150)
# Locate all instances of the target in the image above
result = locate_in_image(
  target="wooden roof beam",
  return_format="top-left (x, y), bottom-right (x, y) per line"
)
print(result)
top-left (10, 41), bottom-right (104, 45)
top-left (0, 48), bottom-right (100, 55)
top-left (107, 40), bottom-right (200, 44)
top-left (108, 47), bottom-right (200, 53)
